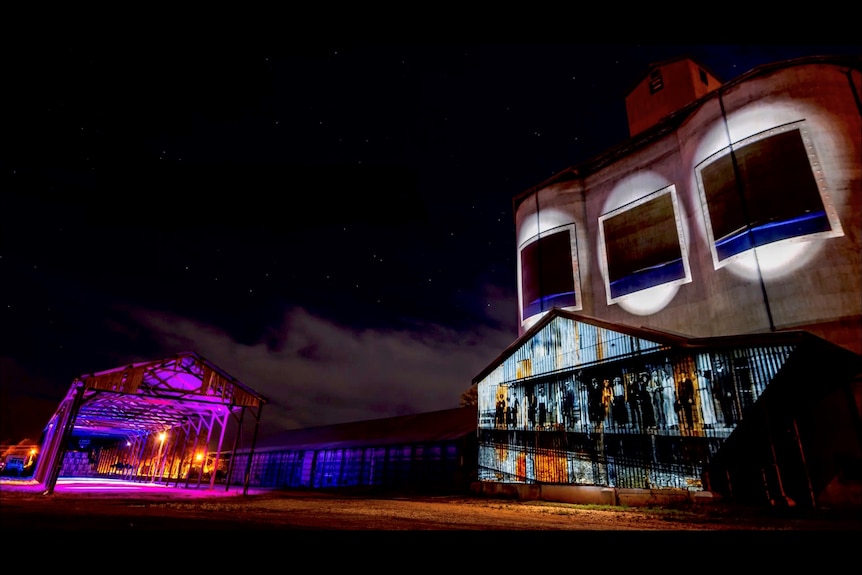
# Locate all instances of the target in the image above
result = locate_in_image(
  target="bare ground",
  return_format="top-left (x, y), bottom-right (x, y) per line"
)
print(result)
top-left (2, 485), bottom-right (860, 531)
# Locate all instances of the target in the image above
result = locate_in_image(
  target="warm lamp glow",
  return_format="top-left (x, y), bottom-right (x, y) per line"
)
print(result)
top-left (159, 432), bottom-right (166, 443)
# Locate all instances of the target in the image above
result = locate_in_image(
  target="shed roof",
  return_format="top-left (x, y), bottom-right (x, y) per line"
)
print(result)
top-left (252, 406), bottom-right (478, 452)
top-left (472, 307), bottom-right (845, 385)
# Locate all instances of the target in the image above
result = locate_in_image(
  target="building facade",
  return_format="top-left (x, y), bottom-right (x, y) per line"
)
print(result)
top-left (476, 55), bottom-right (862, 509)
top-left (515, 55), bottom-right (861, 354)
top-left (227, 407), bottom-right (478, 494)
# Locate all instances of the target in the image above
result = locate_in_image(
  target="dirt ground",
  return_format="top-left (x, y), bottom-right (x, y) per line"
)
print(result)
top-left (2, 484), bottom-right (861, 532)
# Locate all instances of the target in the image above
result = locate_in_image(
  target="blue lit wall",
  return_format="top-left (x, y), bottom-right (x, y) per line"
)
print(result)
top-left (228, 441), bottom-right (471, 493)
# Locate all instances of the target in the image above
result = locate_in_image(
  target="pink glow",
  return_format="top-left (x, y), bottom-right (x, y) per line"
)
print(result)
top-left (0, 476), bottom-right (270, 498)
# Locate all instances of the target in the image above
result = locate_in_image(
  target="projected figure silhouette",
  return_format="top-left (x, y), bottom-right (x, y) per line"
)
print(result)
top-left (698, 370), bottom-right (717, 429)
top-left (661, 368), bottom-right (679, 429)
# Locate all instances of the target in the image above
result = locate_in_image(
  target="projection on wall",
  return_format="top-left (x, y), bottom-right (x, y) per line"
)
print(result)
top-left (600, 187), bottom-right (687, 302)
top-left (475, 313), bottom-right (796, 490)
top-left (520, 226), bottom-right (577, 319)
top-left (696, 123), bottom-right (834, 266)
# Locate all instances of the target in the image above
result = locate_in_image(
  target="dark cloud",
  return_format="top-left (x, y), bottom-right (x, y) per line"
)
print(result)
top-left (118, 293), bottom-right (514, 437)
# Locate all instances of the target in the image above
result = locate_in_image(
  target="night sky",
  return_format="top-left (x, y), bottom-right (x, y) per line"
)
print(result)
top-left (4, 44), bottom-right (859, 442)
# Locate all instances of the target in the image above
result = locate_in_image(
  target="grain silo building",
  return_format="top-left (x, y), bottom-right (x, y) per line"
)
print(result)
top-left (474, 54), bottom-right (862, 510)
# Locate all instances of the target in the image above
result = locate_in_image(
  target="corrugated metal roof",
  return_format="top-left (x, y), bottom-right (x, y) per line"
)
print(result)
top-left (252, 406), bottom-right (478, 452)
top-left (471, 307), bottom-right (832, 385)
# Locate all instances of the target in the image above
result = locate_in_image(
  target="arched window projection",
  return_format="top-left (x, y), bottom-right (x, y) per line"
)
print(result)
top-left (695, 121), bottom-right (840, 267)
top-left (599, 185), bottom-right (689, 303)
top-left (520, 224), bottom-right (578, 320)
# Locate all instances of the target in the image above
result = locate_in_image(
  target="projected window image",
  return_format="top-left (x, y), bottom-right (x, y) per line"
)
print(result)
top-left (521, 227), bottom-right (577, 319)
top-left (696, 124), bottom-right (834, 264)
top-left (600, 187), bottom-right (687, 301)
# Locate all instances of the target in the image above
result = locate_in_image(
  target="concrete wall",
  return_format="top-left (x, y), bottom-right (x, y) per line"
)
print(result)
top-left (516, 60), bottom-right (862, 356)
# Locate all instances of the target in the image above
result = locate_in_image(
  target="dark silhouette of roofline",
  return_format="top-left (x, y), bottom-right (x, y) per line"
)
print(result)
top-left (250, 405), bottom-right (478, 451)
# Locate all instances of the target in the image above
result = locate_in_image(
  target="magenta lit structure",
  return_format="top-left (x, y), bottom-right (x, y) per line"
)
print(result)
top-left (33, 352), bottom-right (267, 496)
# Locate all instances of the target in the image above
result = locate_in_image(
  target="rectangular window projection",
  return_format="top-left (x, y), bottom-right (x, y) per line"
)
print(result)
top-left (520, 227), bottom-right (577, 319)
top-left (601, 187), bottom-right (687, 301)
top-left (696, 123), bottom-right (836, 264)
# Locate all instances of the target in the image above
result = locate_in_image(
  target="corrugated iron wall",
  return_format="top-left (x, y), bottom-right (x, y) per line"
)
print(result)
top-left (477, 342), bottom-right (795, 492)
top-left (229, 440), bottom-right (473, 493)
